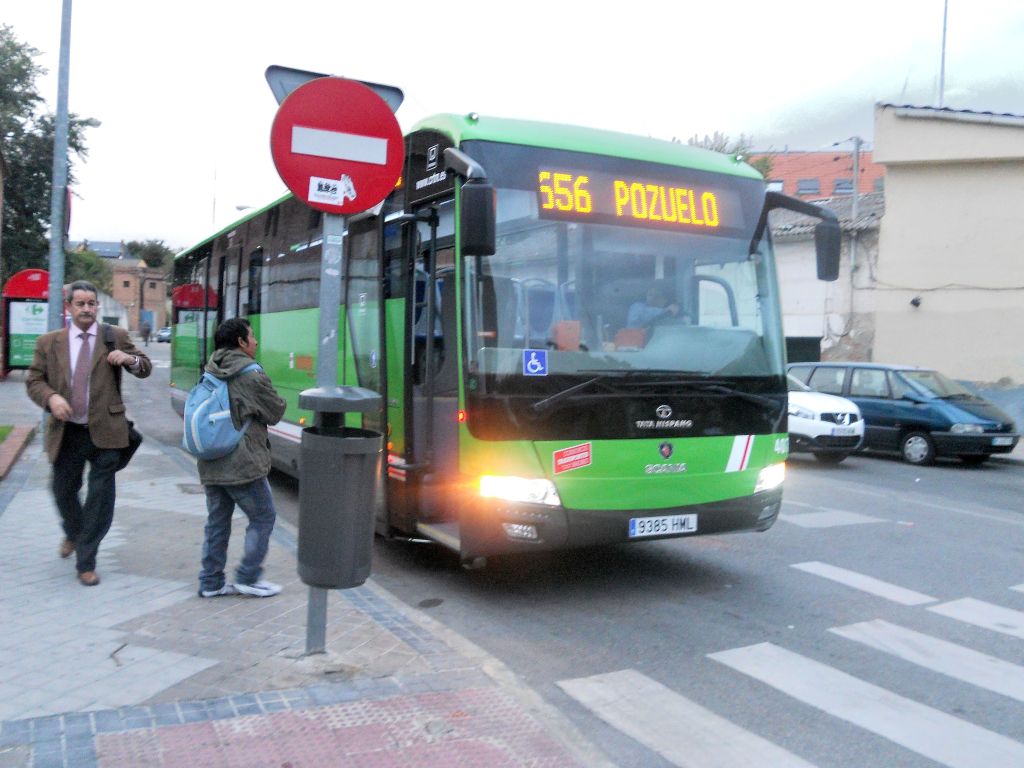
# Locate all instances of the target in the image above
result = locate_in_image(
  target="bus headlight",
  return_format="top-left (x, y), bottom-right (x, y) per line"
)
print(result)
top-left (480, 475), bottom-right (562, 506)
top-left (754, 462), bottom-right (786, 493)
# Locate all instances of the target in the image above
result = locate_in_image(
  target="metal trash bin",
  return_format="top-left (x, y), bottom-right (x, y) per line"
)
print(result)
top-left (297, 425), bottom-right (383, 589)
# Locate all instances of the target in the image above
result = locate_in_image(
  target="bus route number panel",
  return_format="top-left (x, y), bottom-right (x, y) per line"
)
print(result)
top-left (628, 513), bottom-right (698, 538)
top-left (536, 169), bottom-right (742, 233)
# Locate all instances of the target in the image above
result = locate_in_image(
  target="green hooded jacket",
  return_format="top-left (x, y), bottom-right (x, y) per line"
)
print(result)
top-left (196, 348), bottom-right (287, 486)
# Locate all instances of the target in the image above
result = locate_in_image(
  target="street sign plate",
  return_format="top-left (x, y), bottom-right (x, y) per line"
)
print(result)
top-left (270, 77), bottom-right (404, 215)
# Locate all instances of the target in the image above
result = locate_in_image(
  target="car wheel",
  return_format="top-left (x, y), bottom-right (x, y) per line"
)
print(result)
top-left (959, 454), bottom-right (989, 466)
top-left (900, 431), bottom-right (935, 465)
top-left (814, 452), bottom-right (848, 465)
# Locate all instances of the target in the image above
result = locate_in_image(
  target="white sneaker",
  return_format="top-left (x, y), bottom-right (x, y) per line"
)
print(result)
top-left (235, 580), bottom-right (282, 597)
top-left (199, 584), bottom-right (237, 598)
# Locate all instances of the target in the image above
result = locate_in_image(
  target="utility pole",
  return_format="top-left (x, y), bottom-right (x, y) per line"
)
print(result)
top-left (939, 0), bottom-right (949, 108)
top-left (46, 0), bottom-right (73, 330)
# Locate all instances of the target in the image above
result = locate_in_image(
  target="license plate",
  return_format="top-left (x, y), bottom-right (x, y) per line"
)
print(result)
top-left (831, 426), bottom-right (856, 436)
top-left (992, 436), bottom-right (1014, 446)
top-left (629, 514), bottom-right (697, 538)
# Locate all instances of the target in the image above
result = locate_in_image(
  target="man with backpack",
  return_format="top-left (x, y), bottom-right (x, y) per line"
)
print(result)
top-left (195, 318), bottom-right (286, 598)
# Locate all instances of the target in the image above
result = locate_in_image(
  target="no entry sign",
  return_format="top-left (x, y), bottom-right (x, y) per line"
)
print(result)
top-left (270, 77), bottom-right (404, 215)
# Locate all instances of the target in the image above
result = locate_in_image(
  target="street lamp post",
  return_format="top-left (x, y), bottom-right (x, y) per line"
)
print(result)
top-left (46, 0), bottom-right (73, 330)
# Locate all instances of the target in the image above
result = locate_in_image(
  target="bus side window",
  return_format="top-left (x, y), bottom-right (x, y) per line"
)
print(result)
top-left (245, 250), bottom-right (263, 316)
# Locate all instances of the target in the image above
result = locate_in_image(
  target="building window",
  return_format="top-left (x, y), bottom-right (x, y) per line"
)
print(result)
top-left (123, 280), bottom-right (130, 288)
top-left (149, 281), bottom-right (156, 289)
top-left (766, 180), bottom-right (784, 192)
top-left (796, 178), bottom-right (820, 196)
top-left (874, 177), bottom-right (885, 192)
top-left (833, 178), bottom-right (854, 195)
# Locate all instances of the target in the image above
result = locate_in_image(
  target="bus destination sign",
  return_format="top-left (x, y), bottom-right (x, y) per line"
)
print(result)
top-left (536, 169), bottom-right (739, 232)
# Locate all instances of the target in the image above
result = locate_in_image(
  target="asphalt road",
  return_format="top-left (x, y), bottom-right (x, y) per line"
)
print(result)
top-left (135, 343), bottom-right (1024, 768)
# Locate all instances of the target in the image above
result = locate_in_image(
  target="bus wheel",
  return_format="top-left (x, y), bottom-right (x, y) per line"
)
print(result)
top-left (901, 431), bottom-right (935, 466)
top-left (461, 556), bottom-right (487, 571)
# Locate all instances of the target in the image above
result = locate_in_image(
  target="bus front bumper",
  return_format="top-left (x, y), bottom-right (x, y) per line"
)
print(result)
top-left (461, 489), bottom-right (783, 558)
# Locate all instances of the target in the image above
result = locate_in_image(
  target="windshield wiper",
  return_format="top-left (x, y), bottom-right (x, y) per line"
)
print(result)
top-left (531, 371), bottom-right (781, 414)
top-left (531, 374), bottom-right (619, 414)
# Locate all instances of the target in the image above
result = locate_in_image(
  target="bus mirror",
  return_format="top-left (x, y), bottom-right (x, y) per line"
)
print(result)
top-left (461, 182), bottom-right (496, 256)
top-left (815, 218), bottom-right (841, 281)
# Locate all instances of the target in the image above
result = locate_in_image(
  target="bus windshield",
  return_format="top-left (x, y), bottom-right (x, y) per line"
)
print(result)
top-left (459, 141), bottom-right (783, 389)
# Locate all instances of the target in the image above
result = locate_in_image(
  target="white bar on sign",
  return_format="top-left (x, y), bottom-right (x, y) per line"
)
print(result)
top-left (928, 598), bottom-right (1024, 639)
top-left (558, 669), bottom-right (817, 768)
top-left (709, 642), bottom-right (1024, 768)
top-left (830, 619), bottom-right (1024, 702)
top-left (791, 561), bottom-right (937, 605)
top-left (291, 126), bottom-right (387, 165)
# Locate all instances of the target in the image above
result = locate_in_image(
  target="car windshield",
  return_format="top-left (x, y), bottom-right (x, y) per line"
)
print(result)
top-left (898, 369), bottom-right (974, 398)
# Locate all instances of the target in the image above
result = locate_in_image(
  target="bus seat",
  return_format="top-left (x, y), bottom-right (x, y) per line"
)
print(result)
top-left (480, 275), bottom-right (519, 347)
top-left (552, 320), bottom-right (581, 351)
top-left (614, 327), bottom-right (646, 349)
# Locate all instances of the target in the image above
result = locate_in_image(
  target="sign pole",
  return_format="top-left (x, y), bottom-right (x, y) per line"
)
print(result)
top-left (305, 212), bottom-right (345, 655)
top-left (268, 74), bottom-right (405, 657)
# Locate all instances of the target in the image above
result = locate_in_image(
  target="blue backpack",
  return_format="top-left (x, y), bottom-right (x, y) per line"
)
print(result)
top-left (182, 363), bottom-right (262, 460)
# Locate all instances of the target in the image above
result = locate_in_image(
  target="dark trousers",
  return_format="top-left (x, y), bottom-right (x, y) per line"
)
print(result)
top-left (52, 423), bottom-right (120, 573)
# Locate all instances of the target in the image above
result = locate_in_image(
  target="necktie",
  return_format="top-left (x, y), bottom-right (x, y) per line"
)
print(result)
top-left (71, 331), bottom-right (91, 419)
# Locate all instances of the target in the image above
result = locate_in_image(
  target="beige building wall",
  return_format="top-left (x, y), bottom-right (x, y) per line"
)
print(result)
top-left (872, 104), bottom-right (1024, 383)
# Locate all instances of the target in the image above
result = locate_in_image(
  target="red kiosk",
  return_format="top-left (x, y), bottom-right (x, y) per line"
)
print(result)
top-left (1, 268), bottom-right (50, 378)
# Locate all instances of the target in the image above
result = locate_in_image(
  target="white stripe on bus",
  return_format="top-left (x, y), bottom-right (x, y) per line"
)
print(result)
top-left (558, 668), bottom-right (817, 768)
top-left (830, 619), bottom-right (1024, 703)
top-left (709, 642), bottom-right (1024, 768)
top-left (725, 435), bottom-right (753, 472)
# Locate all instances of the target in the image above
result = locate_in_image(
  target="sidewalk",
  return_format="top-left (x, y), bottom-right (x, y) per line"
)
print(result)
top-left (0, 374), bottom-right (608, 768)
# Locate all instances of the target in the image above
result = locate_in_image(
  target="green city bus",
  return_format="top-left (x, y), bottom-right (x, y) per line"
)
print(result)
top-left (171, 113), bottom-right (839, 567)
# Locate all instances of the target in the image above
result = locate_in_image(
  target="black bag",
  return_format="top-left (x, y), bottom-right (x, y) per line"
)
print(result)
top-left (118, 420), bottom-right (144, 471)
top-left (102, 324), bottom-right (144, 472)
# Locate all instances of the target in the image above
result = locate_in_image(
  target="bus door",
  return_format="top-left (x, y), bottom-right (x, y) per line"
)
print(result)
top-left (385, 200), bottom-right (459, 537)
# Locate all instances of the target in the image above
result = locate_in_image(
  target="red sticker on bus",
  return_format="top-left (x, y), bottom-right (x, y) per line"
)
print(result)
top-left (553, 442), bottom-right (592, 474)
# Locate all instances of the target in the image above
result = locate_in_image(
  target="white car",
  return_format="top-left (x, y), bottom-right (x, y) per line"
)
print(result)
top-left (787, 374), bottom-right (864, 464)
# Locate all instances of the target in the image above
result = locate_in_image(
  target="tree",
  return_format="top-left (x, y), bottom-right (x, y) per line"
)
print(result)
top-left (686, 131), bottom-right (773, 178)
top-left (1, 24), bottom-right (94, 285)
top-left (125, 239), bottom-right (176, 272)
top-left (65, 248), bottom-right (112, 294)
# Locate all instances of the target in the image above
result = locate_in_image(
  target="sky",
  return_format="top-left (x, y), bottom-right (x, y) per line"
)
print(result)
top-left (3, 0), bottom-right (1023, 250)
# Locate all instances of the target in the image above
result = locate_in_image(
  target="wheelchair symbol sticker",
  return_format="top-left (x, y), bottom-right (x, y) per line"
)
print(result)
top-left (523, 349), bottom-right (548, 376)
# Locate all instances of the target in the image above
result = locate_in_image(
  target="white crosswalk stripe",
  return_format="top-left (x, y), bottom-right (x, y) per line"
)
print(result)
top-left (928, 598), bottom-right (1024, 639)
top-left (709, 642), bottom-right (1024, 768)
top-left (829, 619), bottom-right (1024, 702)
top-left (791, 561), bottom-right (938, 605)
top-left (558, 669), bottom-right (817, 768)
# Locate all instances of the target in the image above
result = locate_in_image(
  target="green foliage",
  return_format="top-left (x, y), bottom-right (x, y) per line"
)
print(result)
top-left (1, 24), bottom-right (93, 284)
top-left (125, 239), bottom-right (175, 272)
top-left (686, 130), bottom-right (774, 178)
top-left (66, 248), bottom-right (112, 293)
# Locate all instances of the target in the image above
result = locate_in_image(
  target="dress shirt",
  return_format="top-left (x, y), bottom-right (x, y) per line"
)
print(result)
top-left (67, 322), bottom-right (141, 424)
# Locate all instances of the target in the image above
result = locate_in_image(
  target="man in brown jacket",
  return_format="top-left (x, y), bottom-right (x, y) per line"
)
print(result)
top-left (26, 280), bottom-right (152, 586)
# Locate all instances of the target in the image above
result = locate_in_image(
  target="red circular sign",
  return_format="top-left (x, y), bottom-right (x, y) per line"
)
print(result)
top-left (270, 78), bottom-right (404, 215)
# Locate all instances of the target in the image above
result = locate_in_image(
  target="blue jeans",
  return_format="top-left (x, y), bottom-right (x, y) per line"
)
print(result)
top-left (200, 477), bottom-right (276, 591)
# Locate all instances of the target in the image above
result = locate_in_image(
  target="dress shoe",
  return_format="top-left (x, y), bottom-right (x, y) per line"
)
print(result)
top-left (60, 538), bottom-right (75, 559)
top-left (78, 571), bottom-right (100, 587)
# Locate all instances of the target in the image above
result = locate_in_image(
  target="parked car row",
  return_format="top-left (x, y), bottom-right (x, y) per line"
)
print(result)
top-left (787, 362), bottom-right (1019, 466)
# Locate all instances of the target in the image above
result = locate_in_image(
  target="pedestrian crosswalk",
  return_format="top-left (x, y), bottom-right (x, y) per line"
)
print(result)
top-left (558, 561), bottom-right (1024, 768)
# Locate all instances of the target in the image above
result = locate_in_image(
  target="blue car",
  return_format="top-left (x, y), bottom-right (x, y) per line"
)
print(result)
top-left (787, 362), bottom-right (1019, 466)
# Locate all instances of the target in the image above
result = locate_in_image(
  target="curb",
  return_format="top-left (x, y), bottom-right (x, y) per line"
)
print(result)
top-left (0, 424), bottom-right (37, 481)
